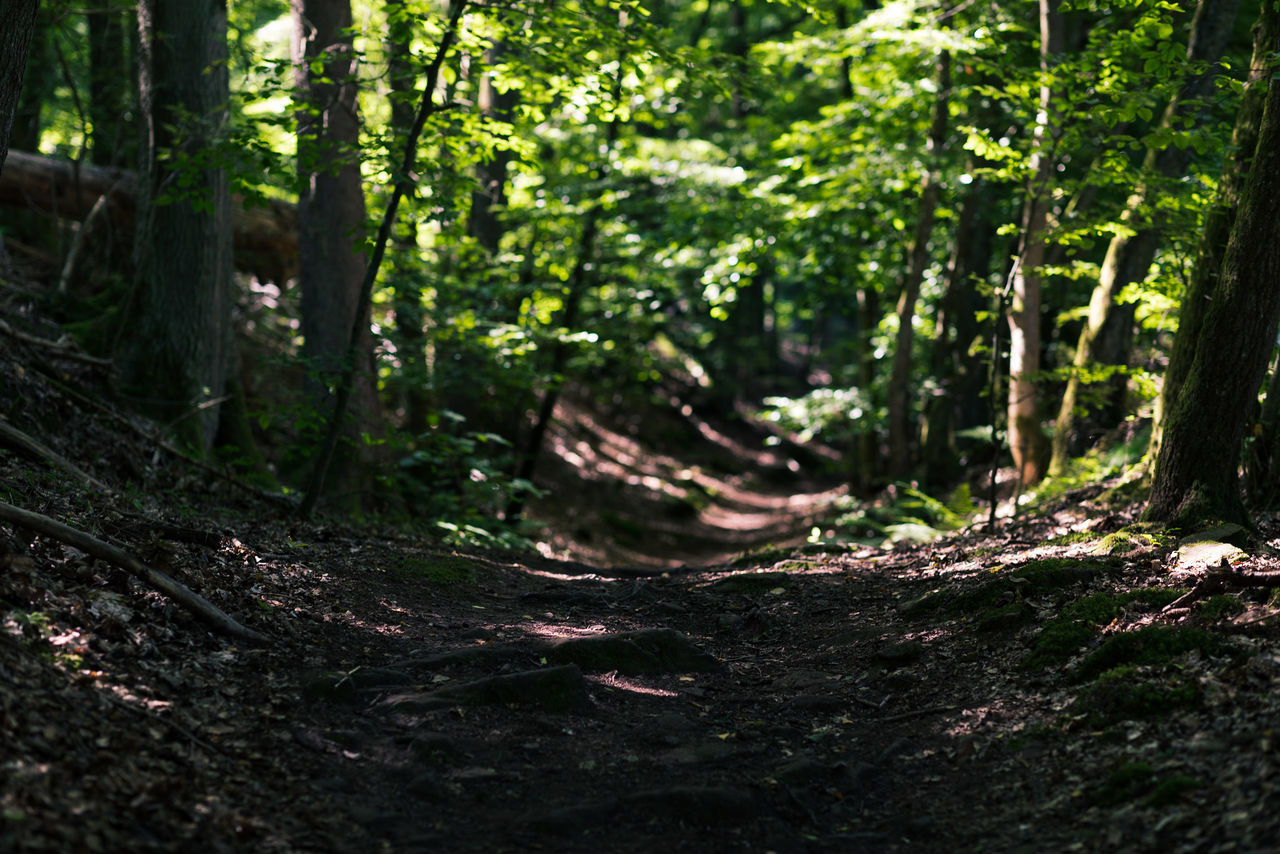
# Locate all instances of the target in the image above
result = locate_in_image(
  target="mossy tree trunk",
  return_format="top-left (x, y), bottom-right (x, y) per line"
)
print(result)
top-left (1144, 0), bottom-right (1280, 529)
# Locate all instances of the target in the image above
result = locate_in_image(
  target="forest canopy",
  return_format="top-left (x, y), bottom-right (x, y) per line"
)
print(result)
top-left (2, 0), bottom-right (1279, 544)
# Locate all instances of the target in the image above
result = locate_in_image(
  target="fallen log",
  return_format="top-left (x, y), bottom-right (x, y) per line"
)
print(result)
top-left (0, 499), bottom-right (270, 645)
top-left (0, 149), bottom-right (298, 284)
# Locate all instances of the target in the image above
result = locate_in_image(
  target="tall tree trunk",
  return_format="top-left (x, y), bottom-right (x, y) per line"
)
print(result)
top-left (0, 0), bottom-right (40, 175)
top-left (1144, 0), bottom-right (1280, 528)
top-left (9, 2), bottom-right (50, 155)
top-left (1050, 0), bottom-right (1238, 475)
top-left (292, 0), bottom-right (386, 508)
top-left (120, 0), bottom-right (232, 451)
top-left (1152, 2), bottom-right (1271, 463)
top-left (887, 49), bottom-right (950, 479)
top-left (1007, 0), bottom-right (1060, 489)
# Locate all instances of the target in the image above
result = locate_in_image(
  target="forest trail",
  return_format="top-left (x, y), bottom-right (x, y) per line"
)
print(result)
top-left (528, 394), bottom-right (849, 568)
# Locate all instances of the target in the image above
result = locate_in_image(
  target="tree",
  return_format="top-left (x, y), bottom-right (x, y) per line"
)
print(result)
top-left (119, 0), bottom-right (233, 450)
top-left (1005, 0), bottom-right (1061, 490)
top-left (886, 49), bottom-right (950, 478)
top-left (0, 0), bottom-right (40, 175)
top-left (1144, 0), bottom-right (1280, 528)
top-left (292, 0), bottom-right (387, 508)
top-left (1049, 0), bottom-right (1238, 475)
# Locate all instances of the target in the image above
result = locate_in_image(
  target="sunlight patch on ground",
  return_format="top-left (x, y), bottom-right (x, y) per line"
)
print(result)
top-left (586, 672), bottom-right (679, 697)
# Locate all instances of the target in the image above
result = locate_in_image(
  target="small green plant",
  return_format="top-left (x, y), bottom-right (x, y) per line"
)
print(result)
top-left (1147, 775), bottom-right (1199, 807)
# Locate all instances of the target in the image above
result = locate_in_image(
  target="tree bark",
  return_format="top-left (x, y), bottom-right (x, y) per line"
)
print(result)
top-left (1007, 0), bottom-right (1060, 488)
top-left (292, 0), bottom-right (386, 509)
top-left (887, 50), bottom-right (950, 479)
top-left (1144, 0), bottom-right (1280, 528)
top-left (1152, 2), bottom-right (1271, 462)
top-left (121, 0), bottom-right (233, 450)
top-left (0, 0), bottom-right (39, 176)
top-left (1050, 0), bottom-right (1238, 475)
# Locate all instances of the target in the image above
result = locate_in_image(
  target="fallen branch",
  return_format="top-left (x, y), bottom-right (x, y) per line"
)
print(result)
top-left (0, 317), bottom-right (113, 367)
top-left (0, 417), bottom-right (111, 493)
top-left (0, 500), bottom-right (269, 645)
top-left (1163, 559), bottom-right (1280, 614)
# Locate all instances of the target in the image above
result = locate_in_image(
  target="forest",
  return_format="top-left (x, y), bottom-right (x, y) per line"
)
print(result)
top-left (3, 0), bottom-right (1280, 851)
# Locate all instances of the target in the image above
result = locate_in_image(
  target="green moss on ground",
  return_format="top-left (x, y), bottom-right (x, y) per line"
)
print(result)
top-left (391, 555), bottom-right (477, 585)
top-left (1076, 665), bottom-right (1203, 725)
top-left (1021, 588), bottom-right (1186, 671)
top-left (1076, 625), bottom-right (1224, 681)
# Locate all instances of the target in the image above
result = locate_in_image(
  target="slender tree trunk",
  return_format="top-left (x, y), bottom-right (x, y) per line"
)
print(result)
top-left (385, 1), bottom-right (431, 437)
top-left (923, 165), bottom-right (996, 485)
top-left (1007, 0), bottom-right (1060, 489)
top-left (121, 0), bottom-right (233, 450)
top-left (468, 39), bottom-right (518, 257)
top-left (0, 0), bottom-right (40, 175)
top-left (292, 0), bottom-right (386, 507)
top-left (887, 50), bottom-right (950, 478)
top-left (1050, 0), bottom-right (1238, 475)
top-left (1144, 0), bottom-right (1280, 528)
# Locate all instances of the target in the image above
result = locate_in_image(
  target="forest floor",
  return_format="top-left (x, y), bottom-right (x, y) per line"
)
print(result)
top-left (4, 295), bottom-right (1280, 853)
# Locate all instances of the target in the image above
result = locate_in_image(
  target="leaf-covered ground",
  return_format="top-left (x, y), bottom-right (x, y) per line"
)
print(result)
top-left (4, 303), bottom-right (1280, 853)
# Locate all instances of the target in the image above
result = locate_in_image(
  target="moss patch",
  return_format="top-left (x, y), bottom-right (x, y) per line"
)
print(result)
top-left (1076, 625), bottom-right (1223, 681)
top-left (1022, 588), bottom-right (1186, 671)
top-left (391, 555), bottom-right (478, 586)
top-left (1197, 594), bottom-right (1245, 622)
top-left (1075, 665), bottom-right (1202, 725)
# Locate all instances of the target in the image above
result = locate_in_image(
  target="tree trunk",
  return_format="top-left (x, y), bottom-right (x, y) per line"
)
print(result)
top-left (1144, 0), bottom-right (1280, 528)
top-left (121, 0), bottom-right (233, 450)
top-left (292, 0), bottom-right (386, 508)
top-left (0, 0), bottom-right (39, 175)
top-left (887, 49), bottom-right (950, 479)
top-left (385, 1), bottom-right (431, 438)
top-left (1152, 3), bottom-right (1271, 463)
top-left (923, 166), bottom-right (997, 485)
top-left (9, 3), bottom-right (50, 155)
top-left (1050, 0), bottom-right (1238, 475)
top-left (88, 2), bottom-right (132, 167)
top-left (1007, 0), bottom-right (1060, 489)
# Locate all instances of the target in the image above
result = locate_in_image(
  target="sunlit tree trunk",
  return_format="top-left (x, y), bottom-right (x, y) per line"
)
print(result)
top-left (0, 0), bottom-right (39, 174)
top-left (1144, 0), bottom-right (1280, 528)
top-left (121, 0), bottom-right (233, 450)
top-left (887, 49), bottom-right (950, 479)
top-left (1050, 0), bottom-right (1238, 475)
top-left (1007, 0), bottom-right (1060, 489)
top-left (292, 0), bottom-right (386, 507)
